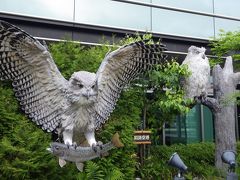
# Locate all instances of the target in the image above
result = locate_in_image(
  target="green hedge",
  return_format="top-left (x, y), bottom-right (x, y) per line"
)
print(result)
top-left (138, 142), bottom-right (240, 179)
top-left (0, 41), bottom-right (141, 179)
top-left (1, 37), bottom-right (238, 179)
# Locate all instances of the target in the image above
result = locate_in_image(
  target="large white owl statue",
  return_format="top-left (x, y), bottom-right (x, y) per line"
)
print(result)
top-left (181, 46), bottom-right (210, 100)
top-left (0, 21), bottom-right (167, 150)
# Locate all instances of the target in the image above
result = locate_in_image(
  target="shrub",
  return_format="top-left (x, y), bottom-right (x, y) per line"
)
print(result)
top-left (210, 30), bottom-right (240, 69)
top-left (139, 142), bottom-right (238, 179)
top-left (0, 41), bottom-right (140, 179)
top-left (0, 35), bottom-right (189, 179)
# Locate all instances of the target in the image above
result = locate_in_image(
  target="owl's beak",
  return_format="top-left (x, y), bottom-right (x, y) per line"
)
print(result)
top-left (202, 54), bottom-right (206, 59)
top-left (83, 91), bottom-right (90, 99)
top-left (86, 91), bottom-right (90, 99)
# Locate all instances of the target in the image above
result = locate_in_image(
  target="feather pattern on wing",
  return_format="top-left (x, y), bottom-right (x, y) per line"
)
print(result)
top-left (0, 20), bottom-right (68, 132)
top-left (94, 41), bottom-right (167, 129)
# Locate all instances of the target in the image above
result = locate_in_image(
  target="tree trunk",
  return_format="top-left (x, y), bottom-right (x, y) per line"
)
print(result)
top-left (212, 56), bottom-right (239, 169)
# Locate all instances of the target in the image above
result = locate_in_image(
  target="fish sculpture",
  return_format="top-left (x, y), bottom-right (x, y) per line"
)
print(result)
top-left (47, 133), bottom-right (124, 171)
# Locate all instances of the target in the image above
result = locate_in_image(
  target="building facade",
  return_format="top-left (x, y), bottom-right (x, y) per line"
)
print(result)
top-left (0, 0), bottom-right (240, 144)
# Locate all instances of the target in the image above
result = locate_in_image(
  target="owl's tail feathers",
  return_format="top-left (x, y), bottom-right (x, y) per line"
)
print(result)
top-left (111, 133), bottom-right (124, 148)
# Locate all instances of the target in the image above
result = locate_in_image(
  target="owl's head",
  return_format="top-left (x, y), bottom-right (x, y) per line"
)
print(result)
top-left (67, 71), bottom-right (97, 104)
top-left (188, 46), bottom-right (207, 60)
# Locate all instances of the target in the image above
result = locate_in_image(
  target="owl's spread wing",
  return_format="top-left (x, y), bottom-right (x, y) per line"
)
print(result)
top-left (0, 20), bottom-right (68, 132)
top-left (94, 41), bottom-right (167, 129)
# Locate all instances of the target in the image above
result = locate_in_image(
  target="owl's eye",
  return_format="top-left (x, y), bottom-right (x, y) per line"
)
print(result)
top-left (78, 84), bottom-right (84, 89)
top-left (91, 85), bottom-right (95, 89)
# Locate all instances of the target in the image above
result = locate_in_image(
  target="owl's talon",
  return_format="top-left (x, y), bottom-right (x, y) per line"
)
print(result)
top-left (66, 142), bottom-right (71, 149)
top-left (72, 142), bottom-right (77, 149)
top-left (97, 141), bottom-right (103, 150)
top-left (91, 141), bottom-right (103, 153)
top-left (194, 92), bottom-right (207, 104)
top-left (92, 143), bottom-right (98, 153)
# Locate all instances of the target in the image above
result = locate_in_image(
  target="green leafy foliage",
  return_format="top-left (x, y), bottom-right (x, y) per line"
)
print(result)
top-left (50, 40), bottom-right (144, 179)
top-left (0, 40), bottom-right (139, 179)
top-left (119, 33), bottom-right (155, 45)
top-left (49, 41), bottom-right (110, 78)
top-left (210, 30), bottom-right (240, 68)
top-left (210, 30), bottom-right (240, 104)
top-left (138, 142), bottom-right (240, 179)
top-left (0, 34), bottom-right (190, 179)
top-left (136, 61), bottom-right (191, 145)
top-left (148, 61), bottom-right (190, 117)
top-left (140, 142), bottom-right (228, 179)
top-left (0, 83), bottom-right (79, 179)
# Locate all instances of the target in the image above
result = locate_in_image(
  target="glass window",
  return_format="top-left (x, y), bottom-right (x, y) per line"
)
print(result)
top-left (152, 8), bottom-right (214, 39)
top-left (152, 0), bottom-right (214, 13)
top-left (214, 0), bottom-right (240, 18)
top-left (75, 0), bottom-right (151, 31)
top-left (203, 106), bottom-right (214, 142)
top-left (185, 105), bottom-right (201, 143)
top-left (215, 18), bottom-right (240, 35)
top-left (164, 116), bottom-right (187, 145)
top-left (0, 0), bottom-right (74, 21)
top-left (164, 104), bottom-right (214, 145)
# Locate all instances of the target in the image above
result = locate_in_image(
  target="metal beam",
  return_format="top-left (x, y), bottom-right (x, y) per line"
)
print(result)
top-left (112, 0), bottom-right (240, 21)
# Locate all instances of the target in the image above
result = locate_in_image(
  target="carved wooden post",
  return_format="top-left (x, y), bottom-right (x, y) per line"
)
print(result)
top-left (182, 47), bottom-right (239, 169)
top-left (212, 56), bottom-right (240, 168)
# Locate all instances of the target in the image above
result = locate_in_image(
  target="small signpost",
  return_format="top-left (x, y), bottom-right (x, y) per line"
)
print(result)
top-left (134, 130), bottom-right (151, 165)
top-left (133, 130), bottom-right (151, 144)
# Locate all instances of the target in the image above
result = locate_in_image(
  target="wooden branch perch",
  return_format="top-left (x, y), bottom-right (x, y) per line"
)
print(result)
top-left (200, 96), bottom-right (221, 113)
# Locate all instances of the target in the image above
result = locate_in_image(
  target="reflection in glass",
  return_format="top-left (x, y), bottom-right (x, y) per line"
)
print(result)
top-left (75, 0), bottom-right (151, 31)
top-left (215, 18), bottom-right (240, 36)
top-left (152, 0), bottom-right (213, 13)
top-left (203, 106), bottom-right (213, 141)
top-left (164, 104), bottom-right (214, 145)
top-left (0, 0), bottom-right (74, 21)
top-left (184, 105), bottom-right (201, 143)
top-left (152, 8), bottom-right (214, 39)
top-left (214, 0), bottom-right (240, 18)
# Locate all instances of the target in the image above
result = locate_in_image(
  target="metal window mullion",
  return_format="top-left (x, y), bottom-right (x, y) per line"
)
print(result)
top-left (200, 105), bottom-right (205, 142)
top-left (162, 123), bottom-right (166, 145)
top-left (235, 105), bottom-right (239, 140)
top-left (212, 0), bottom-right (216, 39)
